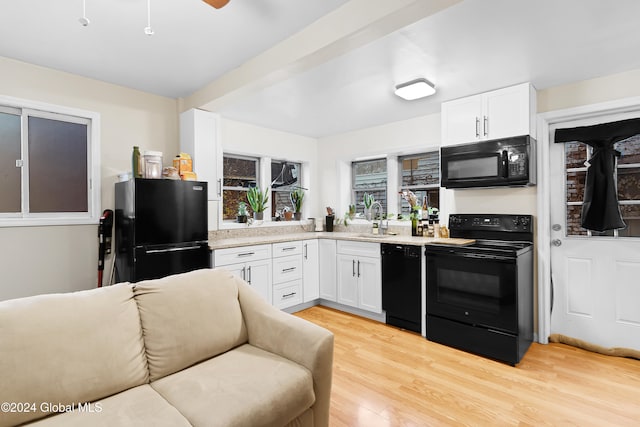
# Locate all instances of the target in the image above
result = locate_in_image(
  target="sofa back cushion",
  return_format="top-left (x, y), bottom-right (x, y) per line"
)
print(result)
top-left (133, 268), bottom-right (248, 382)
top-left (0, 283), bottom-right (149, 427)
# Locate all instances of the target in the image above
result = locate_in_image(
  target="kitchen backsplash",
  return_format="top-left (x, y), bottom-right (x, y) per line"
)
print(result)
top-left (208, 220), bottom-right (411, 241)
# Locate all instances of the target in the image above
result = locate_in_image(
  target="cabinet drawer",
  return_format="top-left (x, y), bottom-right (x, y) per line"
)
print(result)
top-left (273, 280), bottom-right (303, 309)
top-left (336, 240), bottom-right (380, 258)
top-left (273, 255), bottom-right (303, 283)
top-left (213, 244), bottom-right (271, 266)
top-left (272, 241), bottom-right (303, 258)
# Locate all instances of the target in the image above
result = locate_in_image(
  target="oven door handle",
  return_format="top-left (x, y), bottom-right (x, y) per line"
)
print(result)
top-left (427, 251), bottom-right (515, 262)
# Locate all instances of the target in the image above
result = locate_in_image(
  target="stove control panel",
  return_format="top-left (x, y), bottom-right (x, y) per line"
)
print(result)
top-left (449, 214), bottom-right (533, 233)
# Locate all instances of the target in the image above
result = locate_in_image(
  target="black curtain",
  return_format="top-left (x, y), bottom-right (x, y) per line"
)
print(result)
top-left (554, 117), bottom-right (640, 232)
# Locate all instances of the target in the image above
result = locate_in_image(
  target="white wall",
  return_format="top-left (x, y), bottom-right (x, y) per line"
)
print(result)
top-left (0, 57), bottom-right (178, 301)
top-left (317, 113), bottom-right (441, 218)
top-left (217, 118), bottom-right (319, 226)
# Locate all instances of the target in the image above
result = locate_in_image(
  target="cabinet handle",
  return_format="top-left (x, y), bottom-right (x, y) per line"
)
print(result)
top-left (282, 267), bottom-right (296, 273)
top-left (475, 117), bottom-right (480, 138)
top-left (352, 260), bottom-right (356, 277)
top-left (281, 246), bottom-right (296, 252)
top-left (483, 116), bottom-right (488, 136)
top-left (241, 266), bottom-right (246, 281)
top-left (247, 266), bottom-right (252, 284)
top-left (237, 252), bottom-right (255, 257)
top-left (304, 243), bottom-right (308, 259)
top-left (357, 260), bottom-right (361, 277)
top-left (217, 179), bottom-right (222, 198)
top-left (282, 292), bottom-right (297, 299)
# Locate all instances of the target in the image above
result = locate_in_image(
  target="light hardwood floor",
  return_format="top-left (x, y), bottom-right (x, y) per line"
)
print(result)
top-left (295, 306), bottom-right (640, 427)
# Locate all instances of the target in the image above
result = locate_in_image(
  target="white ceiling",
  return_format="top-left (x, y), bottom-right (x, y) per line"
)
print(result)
top-left (3, 0), bottom-right (640, 138)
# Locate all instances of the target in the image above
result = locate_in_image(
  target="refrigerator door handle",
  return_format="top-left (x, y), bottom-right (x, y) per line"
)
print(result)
top-left (145, 246), bottom-right (202, 254)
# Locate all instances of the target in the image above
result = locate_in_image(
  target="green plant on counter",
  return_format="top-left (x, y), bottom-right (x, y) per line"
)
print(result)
top-left (247, 186), bottom-right (269, 213)
top-left (289, 188), bottom-right (305, 213)
top-left (363, 193), bottom-right (375, 209)
top-left (237, 202), bottom-right (248, 216)
top-left (347, 204), bottom-right (356, 219)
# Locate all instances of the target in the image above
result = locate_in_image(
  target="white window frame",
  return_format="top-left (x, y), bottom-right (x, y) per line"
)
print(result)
top-left (0, 95), bottom-right (101, 227)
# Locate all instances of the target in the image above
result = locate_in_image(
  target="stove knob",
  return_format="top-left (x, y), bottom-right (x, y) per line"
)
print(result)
top-left (520, 216), bottom-right (530, 227)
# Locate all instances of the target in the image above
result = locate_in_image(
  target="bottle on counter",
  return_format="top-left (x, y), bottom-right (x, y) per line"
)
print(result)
top-left (433, 219), bottom-right (441, 239)
top-left (132, 146), bottom-right (142, 178)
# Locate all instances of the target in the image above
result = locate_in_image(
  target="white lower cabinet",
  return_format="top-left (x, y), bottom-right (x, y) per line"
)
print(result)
top-left (319, 239), bottom-right (337, 301)
top-left (302, 239), bottom-right (319, 302)
top-left (336, 241), bottom-right (382, 314)
top-left (213, 244), bottom-right (272, 304)
top-left (272, 241), bottom-right (303, 310)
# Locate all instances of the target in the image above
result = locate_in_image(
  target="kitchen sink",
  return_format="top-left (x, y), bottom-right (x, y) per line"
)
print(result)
top-left (356, 233), bottom-right (390, 239)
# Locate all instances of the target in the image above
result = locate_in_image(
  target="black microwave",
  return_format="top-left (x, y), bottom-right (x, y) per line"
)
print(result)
top-left (440, 135), bottom-right (536, 189)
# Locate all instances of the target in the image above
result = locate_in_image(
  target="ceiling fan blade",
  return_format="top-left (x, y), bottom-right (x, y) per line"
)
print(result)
top-left (202, 0), bottom-right (230, 9)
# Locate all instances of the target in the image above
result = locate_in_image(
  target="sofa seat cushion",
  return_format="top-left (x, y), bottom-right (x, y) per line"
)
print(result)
top-left (151, 343), bottom-right (315, 427)
top-left (25, 385), bottom-right (191, 427)
top-left (134, 269), bottom-right (248, 382)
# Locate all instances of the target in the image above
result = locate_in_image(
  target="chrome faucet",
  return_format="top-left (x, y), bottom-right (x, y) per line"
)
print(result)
top-left (370, 201), bottom-right (388, 234)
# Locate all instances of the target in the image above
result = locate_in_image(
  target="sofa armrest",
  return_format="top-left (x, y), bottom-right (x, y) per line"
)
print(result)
top-left (237, 279), bottom-right (333, 427)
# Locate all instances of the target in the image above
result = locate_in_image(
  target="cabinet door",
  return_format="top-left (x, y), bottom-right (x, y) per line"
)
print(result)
top-left (336, 254), bottom-right (358, 308)
top-left (483, 83), bottom-right (532, 140)
top-left (441, 93), bottom-right (483, 146)
top-left (220, 262), bottom-right (247, 281)
top-left (358, 256), bottom-right (382, 313)
top-left (179, 108), bottom-right (221, 201)
top-left (302, 240), bottom-right (320, 302)
top-left (246, 259), bottom-right (272, 304)
top-left (319, 239), bottom-right (337, 301)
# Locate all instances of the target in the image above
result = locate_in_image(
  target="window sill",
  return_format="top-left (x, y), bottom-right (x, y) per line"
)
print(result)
top-left (219, 219), bottom-right (309, 230)
top-left (0, 216), bottom-right (99, 228)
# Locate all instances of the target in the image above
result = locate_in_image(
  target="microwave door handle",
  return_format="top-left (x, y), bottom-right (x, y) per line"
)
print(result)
top-left (501, 150), bottom-right (509, 178)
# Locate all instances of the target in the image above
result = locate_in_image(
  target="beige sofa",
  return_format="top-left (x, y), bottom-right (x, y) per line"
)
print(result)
top-left (0, 269), bottom-right (334, 427)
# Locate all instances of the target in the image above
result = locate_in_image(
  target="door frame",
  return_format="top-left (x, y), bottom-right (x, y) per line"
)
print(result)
top-left (536, 95), bottom-right (640, 344)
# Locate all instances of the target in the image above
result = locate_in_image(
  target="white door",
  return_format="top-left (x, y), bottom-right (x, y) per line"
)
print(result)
top-left (302, 240), bottom-right (320, 302)
top-left (246, 259), bottom-right (272, 304)
top-left (336, 254), bottom-right (358, 308)
top-left (319, 239), bottom-right (337, 301)
top-left (441, 94), bottom-right (483, 145)
top-left (549, 114), bottom-right (640, 350)
top-left (357, 256), bottom-right (382, 314)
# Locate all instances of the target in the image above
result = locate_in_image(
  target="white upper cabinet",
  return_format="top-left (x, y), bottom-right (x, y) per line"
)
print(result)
top-left (179, 108), bottom-right (221, 200)
top-left (441, 83), bottom-right (536, 146)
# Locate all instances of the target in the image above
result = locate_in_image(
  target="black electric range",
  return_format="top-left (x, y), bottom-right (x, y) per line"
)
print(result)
top-left (425, 214), bottom-right (534, 365)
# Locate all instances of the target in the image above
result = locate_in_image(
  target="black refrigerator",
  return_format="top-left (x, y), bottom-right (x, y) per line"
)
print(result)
top-left (115, 178), bottom-right (211, 282)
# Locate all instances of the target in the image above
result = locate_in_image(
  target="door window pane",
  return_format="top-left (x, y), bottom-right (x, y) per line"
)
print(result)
top-left (615, 134), bottom-right (640, 165)
top-left (564, 135), bottom-right (640, 237)
top-left (0, 111), bottom-right (21, 213)
top-left (566, 171), bottom-right (586, 203)
top-left (28, 117), bottom-right (88, 213)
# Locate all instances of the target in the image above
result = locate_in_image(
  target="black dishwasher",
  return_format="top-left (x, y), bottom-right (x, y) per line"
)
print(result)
top-left (381, 244), bottom-right (422, 333)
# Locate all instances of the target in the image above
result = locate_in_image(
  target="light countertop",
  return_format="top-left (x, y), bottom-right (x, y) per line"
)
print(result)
top-left (209, 231), bottom-right (440, 250)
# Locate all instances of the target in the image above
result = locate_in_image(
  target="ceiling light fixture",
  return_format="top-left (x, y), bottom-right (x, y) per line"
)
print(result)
top-left (144, 0), bottom-right (154, 36)
top-left (78, 0), bottom-right (90, 27)
top-left (394, 78), bottom-right (436, 100)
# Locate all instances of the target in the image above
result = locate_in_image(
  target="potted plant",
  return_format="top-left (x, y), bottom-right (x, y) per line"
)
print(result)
top-left (347, 204), bottom-right (356, 220)
top-left (282, 206), bottom-right (293, 221)
top-left (363, 193), bottom-right (375, 220)
top-left (247, 186), bottom-right (269, 220)
top-left (236, 202), bottom-right (248, 223)
top-left (290, 188), bottom-right (305, 220)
